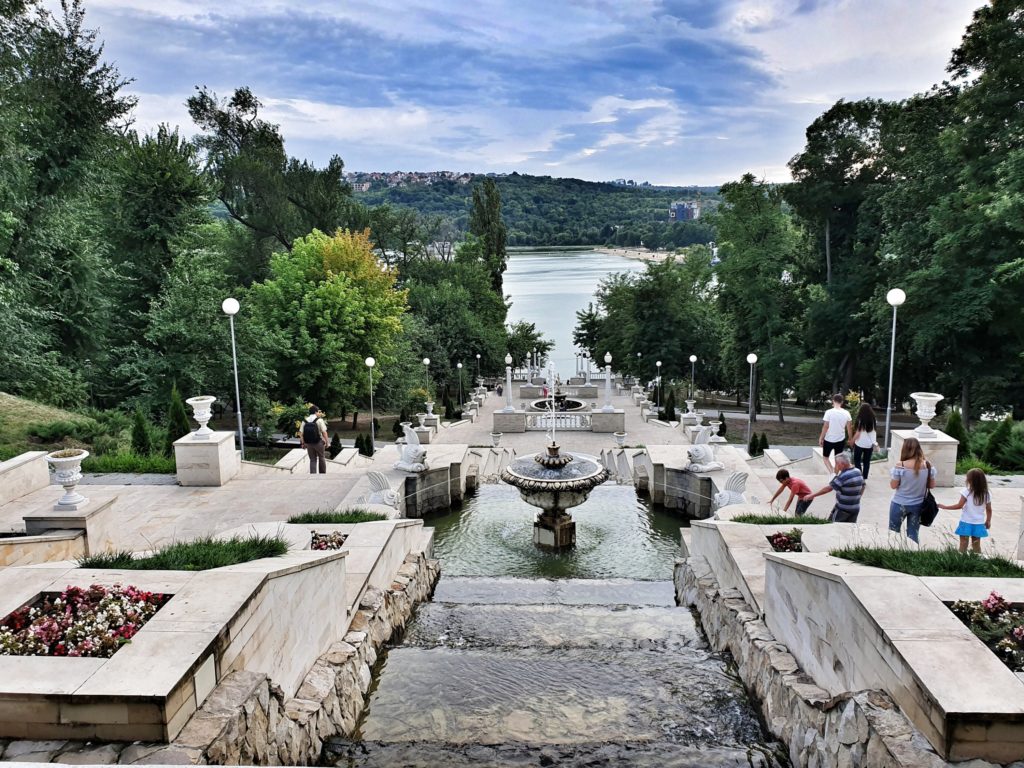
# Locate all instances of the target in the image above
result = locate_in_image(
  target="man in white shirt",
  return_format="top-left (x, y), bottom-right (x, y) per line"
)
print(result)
top-left (818, 393), bottom-right (853, 473)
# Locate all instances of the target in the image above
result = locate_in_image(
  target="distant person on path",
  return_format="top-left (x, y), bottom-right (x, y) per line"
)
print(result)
top-left (937, 468), bottom-right (992, 554)
top-left (300, 405), bottom-right (328, 474)
top-left (888, 437), bottom-right (936, 543)
top-left (769, 469), bottom-right (815, 516)
top-left (496, 384), bottom-right (503, 397)
top-left (806, 453), bottom-right (863, 523)
top-left (819, 394), bottom-right (853, 473)
top-left (851, 403), bottom-right (879, 487)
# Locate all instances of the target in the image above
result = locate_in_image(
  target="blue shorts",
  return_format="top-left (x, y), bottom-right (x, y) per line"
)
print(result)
top-left (955, 522), bottom-right (988, 539)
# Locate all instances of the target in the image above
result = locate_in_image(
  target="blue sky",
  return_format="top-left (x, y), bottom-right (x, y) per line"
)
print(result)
top-left (77, 0), bottom-right (978, 184)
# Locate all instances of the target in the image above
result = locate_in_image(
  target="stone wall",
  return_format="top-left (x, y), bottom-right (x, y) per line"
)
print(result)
top-left (0, 530), bottom-right (84, 567)
top-left (0, 451), bottom-right (49, 506)
top-left (674, 555), bottom-right (984, 768)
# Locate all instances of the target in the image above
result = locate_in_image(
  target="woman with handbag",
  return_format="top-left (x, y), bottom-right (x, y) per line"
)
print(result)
top-left (888, 437), bottom-right (937, 543)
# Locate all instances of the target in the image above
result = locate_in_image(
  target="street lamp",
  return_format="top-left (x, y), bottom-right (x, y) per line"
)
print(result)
top-left (602, 352), bottom-right (614, 412)
top-left (531, 348), bottom-right (537, 383)
top-left (475, 353), bottom-right (481, 385)
top-left (884, 288), bottom-right (906, 451)
top-left (656, 361), bottom-right (662, 408)
top-left (365, 357), bottom-right (376, 450)
top-left (503, 353), bottom-right (515, 412)
top-left (221, 297), bottom-right (244, 460)
top-left (745, 353), bottom-right (758, 447)
top-left (457, 362), bottom-right (463, 407)
top-left (689, 354), bottom-right (697, 400)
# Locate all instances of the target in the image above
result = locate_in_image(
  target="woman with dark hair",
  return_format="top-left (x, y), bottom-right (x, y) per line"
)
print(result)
top-left (889, 437), bottom-right (936, 543)
top-left (851, 403), bottom-right (878, 483)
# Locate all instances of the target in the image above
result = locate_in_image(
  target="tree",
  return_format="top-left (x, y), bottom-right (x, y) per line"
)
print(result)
top-left (944, 408), bottom-right (970, 461)
top-left (468, 178), bottom-right (508, 293)
top-left (131, 409), bottom-right (152, 455)
top-left (984, 417), bottom-right (1013, 467)
top-left (165, 383), bottom-right (191, 455)
top-left (329, 432), bottom-right (342, 459)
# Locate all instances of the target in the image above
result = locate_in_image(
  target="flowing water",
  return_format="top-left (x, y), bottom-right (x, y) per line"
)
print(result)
top-left (326, 486), bottom-right (787, 767)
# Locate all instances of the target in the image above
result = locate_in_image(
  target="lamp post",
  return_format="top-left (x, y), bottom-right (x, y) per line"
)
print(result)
top-left (745, 353), bottom-right (758, 447)
top-left (365, 357), bottom-right (376, 450)
top-left (457, 362), bottom-right (463, 407)
top-left (584, 352), bottom-right (591, 384)
top-left (656, 361), bottom-right (662, 408)
top-left (602, 352), bottom-right (614, 412)
top-left (503, 354), bottom-right (515, 412)
top-left (884, 288), bottom-right (906, 451)
top-left (689, 354), bottom-right (697, 400)
top-left (222, 297), bottom-right (245, 460)
top-left (475, 353), bottom-right (481, 386)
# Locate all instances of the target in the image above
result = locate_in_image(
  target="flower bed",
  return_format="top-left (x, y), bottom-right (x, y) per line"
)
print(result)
top-left (951, 591), bottom-right (1024, 672)
top-left (768, 528), bottom-right (803, 552)
top-left (0, 583), bottom-right (168, 658)
top-left (311, 531), bottom-right (347, 550)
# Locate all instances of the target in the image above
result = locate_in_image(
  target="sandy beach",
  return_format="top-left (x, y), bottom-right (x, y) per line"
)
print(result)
top-left (590, 246), bottom-right (672, 263)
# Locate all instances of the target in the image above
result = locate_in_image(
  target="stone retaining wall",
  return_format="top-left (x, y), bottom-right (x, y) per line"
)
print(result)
top-left (675, 555), bottom-right (1002, 768)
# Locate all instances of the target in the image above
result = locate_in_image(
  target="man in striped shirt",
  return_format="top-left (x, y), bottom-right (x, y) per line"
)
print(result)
top-left (806, 453), bottom-right (863, 523)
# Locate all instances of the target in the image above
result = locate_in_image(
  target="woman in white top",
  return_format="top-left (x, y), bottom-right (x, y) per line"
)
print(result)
top-left (851, 403), bottom-right (878, 484)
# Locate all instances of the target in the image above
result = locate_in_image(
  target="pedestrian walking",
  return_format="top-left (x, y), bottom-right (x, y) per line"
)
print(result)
top-left (818, 393), bottom-right (853, 474)
top-left (937, 468), bottom-right (992, 554)
top-left (769, 469), bottom-right (815, 516)
top-left (300, 405), bottom-right (329, 474)
top-left (806, 452), bottom-right (863, 523)
top-left (888, 437), bottom-right (936, 543)
top-left (851, 403), bottom-right (879, 486)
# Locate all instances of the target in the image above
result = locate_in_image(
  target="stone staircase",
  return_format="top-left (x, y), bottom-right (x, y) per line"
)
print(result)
top-left (470, 447), bottom-right (517, 483)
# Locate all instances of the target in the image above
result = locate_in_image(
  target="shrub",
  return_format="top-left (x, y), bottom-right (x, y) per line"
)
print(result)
top-left (90, 434), bottom-right (121, 456)
top-left (329, 432), bottom-right (342, 459)
top-left (78, 534), bottom-right (288, 571)
top-left (131, 410), bottom-right (153, 455)
top-left (956, 455), bottom-right (997, 475)
top-left (81, 451), bottom-right (176, 474)
top-left (26, 419), bottom-right (99, 443)
top-left (732, 513), bottom-right (830, 525)
top-left (944, 408), bottom-right (970, 460)
top-left (392, 409), bottom-right (408, 437)
top-left (165, 384), bottom-right (192, 455)
top-left (288, 509), bottom-right (387, 524)
top-left (759, 432), bottom-right (770, 451)
top-left (831, 546), bottom-right (1024, 578)
top-left (1000, 428), bottom-right (1024, 471)
top-left (717, 412), bottom-right (727, 437)
top-left (983, 417), bottom-right (1013, 466)
top-left (747, 433), bottom-right (760, 457)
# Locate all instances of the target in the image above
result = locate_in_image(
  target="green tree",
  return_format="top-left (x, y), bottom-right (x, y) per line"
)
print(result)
top-left (984, 417), bottom-right (1013, 467)
top-left (329, 432), bottom-right (342, 459)
top-left (944, 408), bottom-right (970, 461)
top-left (131, 409), bottom-right (152, 455)
top-left (165, 383), bottom-right (191, 455)
top-left (468, 179), bottom-right (508, 293)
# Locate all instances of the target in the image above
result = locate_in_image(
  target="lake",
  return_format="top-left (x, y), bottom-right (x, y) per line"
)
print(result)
top-left (503, 249), bottom-right (646, 377)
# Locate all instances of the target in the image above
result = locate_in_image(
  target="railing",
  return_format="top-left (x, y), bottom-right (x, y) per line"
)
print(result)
top-left (526, 413), bottom-right (592, 431)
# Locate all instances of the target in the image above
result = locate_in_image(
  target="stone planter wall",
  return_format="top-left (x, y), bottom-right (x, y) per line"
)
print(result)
top-left (674, 555), bottom-right (977, 768)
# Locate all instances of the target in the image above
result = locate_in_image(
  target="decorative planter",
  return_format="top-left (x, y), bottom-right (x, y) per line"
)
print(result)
top-left (695, 411), bottom-right (705, 426)
top-left (185, 395), bottom-right (217, 438)
top-left (425, 401), bottom-right (435, 415)
top-left (416, 413), bottom-right (428, 427)
top-left (490, 432), bottom-right (503, 448)
top-left (685, 399), bottom-right (697, 414)
top-left (910, 392), bottom-right (944, 437)
top-left (46, 449), bottom-right (90, 510)
top-left (613, 431), bottom-right (627, 448)
top-left (709, 420), bottom-right (722, 436)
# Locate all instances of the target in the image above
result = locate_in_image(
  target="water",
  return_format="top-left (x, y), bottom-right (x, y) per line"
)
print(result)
top-left (326, 487), bottom-right (787, 767)
top-left (504, 250), bottom-right (646, 376)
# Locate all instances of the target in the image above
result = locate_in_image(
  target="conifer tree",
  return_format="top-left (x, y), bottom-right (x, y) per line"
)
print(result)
top-left (165, 384), bottom-right (192, 455)
top-left (131, 409), bottom-right (153, 455)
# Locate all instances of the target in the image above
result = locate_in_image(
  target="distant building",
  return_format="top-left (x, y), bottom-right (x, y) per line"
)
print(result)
top-left (352, 181), bottom-right (371, 192)
top-left (669, 200), bottom-right (701, 222)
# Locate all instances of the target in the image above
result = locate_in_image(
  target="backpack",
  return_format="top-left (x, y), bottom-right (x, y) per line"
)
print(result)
top-left (302, 418), bottom-right (321, 444)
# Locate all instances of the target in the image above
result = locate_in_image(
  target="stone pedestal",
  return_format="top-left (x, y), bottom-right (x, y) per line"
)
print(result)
top-left (422, 414), bottom-right (439, 430)
top-left (174, 431), bottom-right (241, 487)
top-left (414, 426), bottom-right (433, 444)
top-left (591, 410), bottom-right (625, 433)
top-left (533, 514), bottom-right (575, 550)
top-left (519, 384), bottom-right (543, 400)
top-left (889, 429), bottom-right (958, 487)
top-left (493, 410), bottom-right (527, 433)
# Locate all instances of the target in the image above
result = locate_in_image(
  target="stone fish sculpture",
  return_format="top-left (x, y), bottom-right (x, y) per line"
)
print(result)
top-left (358, 471), bottom-right (400, 508)
top-left (393, 424), bottom-right (428, 472)
top-left (685, 426), bottom-right (725, 472)
top-left (713, 472), bottom-right (748, 510)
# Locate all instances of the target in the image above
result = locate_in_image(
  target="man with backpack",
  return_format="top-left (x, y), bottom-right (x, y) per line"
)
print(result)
top-left (300, 405), bottom-right (329, 474)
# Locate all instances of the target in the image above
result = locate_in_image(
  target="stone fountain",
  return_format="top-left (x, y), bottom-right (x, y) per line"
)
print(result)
top-left (500, 442), bottom-right (610, 551)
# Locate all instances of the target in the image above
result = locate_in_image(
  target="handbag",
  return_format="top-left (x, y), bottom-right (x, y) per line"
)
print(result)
top-left (920, 461), bottom-right (939, 526)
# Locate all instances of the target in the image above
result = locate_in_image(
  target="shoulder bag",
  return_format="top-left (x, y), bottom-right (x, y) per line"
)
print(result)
top-left (920, 461), bottom-right (939, 526)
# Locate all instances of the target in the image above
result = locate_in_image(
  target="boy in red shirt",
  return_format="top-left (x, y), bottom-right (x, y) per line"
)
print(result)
top-left (769, 469), bottom-right (814, 516)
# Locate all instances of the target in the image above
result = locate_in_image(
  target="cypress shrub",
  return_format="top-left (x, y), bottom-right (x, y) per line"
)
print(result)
top-left (747, 432), bottom-right (760, 457)
top-left (329, 432), bottom-right (342, 459)
top-left (983, 417), bottom-right (1013, 467)
top-left (943, 408), bottom-right (970, 460)
top-left (131, 409), bottom-right (153, 456)
top-left (165, 384), bottom-right (192, 455)
top-left (717, 412), bottom-right (727, 437)
top-left (759, 432), bottom-right (770, 451)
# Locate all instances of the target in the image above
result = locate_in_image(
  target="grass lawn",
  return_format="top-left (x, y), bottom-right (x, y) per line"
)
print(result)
top-left (731, 513), bottom-right (831, 525)
top-left (78, 534), bottom-right (288, 570)
top-left (0, 391), bottom-right (92, 459)
top-left (718, 417), bottom-right (822, 446)
top-left (831, 546), bottom-right (1024, 577)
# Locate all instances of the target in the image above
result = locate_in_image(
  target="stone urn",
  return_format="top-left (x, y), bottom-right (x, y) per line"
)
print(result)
top-left (416, 413), bottom-right (428, 427)
top-left (613, 431), bottom-right (627, 448)
top-left (46, 448), bottom-right (90, 510)
top-left (490, 432), bottom-right (503, 448)
top-left (685, 399), bottom-right (697, 414)
top-left (910, 392), bottom-right (944, 437)
top-left (425, 401), bottom-right (435, 415)
top-left (185, 395), bottom-right (217, 438)
top-left (695, 411), bottom-right (705, 426)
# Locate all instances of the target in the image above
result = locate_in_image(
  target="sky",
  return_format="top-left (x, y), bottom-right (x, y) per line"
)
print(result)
top-left (71, 0), bottom-right (979, 185)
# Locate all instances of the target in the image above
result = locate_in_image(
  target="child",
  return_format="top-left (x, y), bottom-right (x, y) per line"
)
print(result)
top-left (769, 469), bottom-right (815, 516)
top-left (937, 468), bottom-right (992, 554)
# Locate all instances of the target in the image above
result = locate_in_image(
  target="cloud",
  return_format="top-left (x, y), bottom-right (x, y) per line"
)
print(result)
top-left (70, 0), bottom-right (982, 184)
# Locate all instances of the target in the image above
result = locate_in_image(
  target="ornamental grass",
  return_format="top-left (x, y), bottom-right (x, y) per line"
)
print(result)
top-left (288, 508), bottom-right (386, 524)
top-left (731, 513), bottom-right (831, 525)
top-left (78, 534), bottom-right (287, 571)
top-left (830, 546), bottom-right (1024, 578)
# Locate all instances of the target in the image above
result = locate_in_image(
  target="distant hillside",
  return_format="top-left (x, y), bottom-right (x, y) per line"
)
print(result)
top-left (356, 173), bottom-right (721, 247)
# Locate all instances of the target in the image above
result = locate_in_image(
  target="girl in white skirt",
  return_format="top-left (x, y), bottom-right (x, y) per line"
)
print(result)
top-left (937, 468), bottom-right (992, 554)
